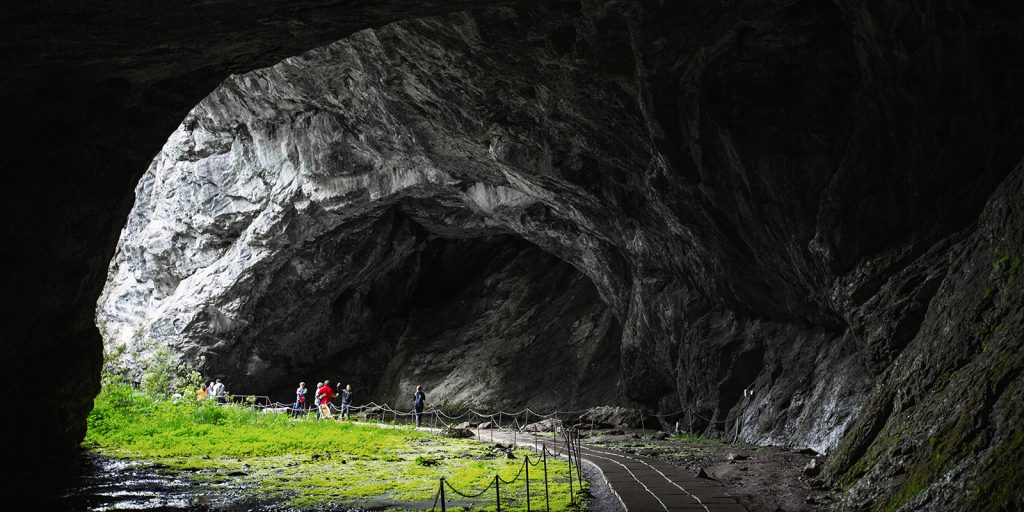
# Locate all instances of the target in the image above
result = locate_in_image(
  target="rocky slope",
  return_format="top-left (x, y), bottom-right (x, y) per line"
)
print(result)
top-left (4, 0), bottom-right (1021, 509)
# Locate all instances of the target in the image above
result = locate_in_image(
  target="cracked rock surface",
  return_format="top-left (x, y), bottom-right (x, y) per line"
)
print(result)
top-left (97, 5), bottom-right (1024, 509)
top-left (5, 1), bottom-right (1022, 509)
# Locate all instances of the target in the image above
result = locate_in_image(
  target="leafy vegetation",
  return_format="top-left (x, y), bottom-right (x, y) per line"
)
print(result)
top-left (84, 383), bottom-right (582, 510)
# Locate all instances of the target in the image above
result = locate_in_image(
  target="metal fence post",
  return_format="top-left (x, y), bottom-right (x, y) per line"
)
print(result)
top-left (567, 431), bottom-right (574, 505)
top-left (495, 475), bottom-right (501, 512)
top-left (439, 478), bottom-right (446, 512)
top-left (526, 455), bottom-right (531, 512)
top-left (543, 447), bottom-right (550, 512)
top-left (574, 431), bottom-right (582, 483)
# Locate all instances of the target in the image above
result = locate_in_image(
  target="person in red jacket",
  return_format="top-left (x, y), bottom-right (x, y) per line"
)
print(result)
top-left (316, 380), bottom-right (335, 419)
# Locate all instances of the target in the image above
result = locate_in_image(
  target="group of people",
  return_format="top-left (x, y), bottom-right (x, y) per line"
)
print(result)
top-left (291, 381), bottom-right (429, 427)
top-left (196, 378), bottom-right (226, 402)
top-left (292, 380), bottom-right (355, 419)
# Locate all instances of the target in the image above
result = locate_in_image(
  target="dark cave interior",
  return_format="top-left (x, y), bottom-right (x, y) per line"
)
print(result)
top-left (2, 1), bottom-right (1023, 509)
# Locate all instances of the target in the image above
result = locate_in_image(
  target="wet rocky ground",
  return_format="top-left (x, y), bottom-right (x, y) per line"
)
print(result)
top-left (584, 430), bottom-right (841, 512)
top-left (25, 431), bottom-right (831, 511)
top-left (24, 453), bottom-right (276, 511)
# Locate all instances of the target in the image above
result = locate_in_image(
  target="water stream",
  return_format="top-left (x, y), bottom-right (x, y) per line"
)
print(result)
top-left (42, 453), bottom-right (274, 511)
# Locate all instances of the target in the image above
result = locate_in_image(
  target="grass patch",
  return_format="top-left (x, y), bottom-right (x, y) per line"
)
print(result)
top-left (85, 383), bottom-right (581, 510)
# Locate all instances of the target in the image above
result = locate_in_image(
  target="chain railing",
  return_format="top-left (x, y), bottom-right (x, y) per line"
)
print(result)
top-left (230, 397), bottom-right (744, 509)
top-left (429, 429), bottom-right (585, 512)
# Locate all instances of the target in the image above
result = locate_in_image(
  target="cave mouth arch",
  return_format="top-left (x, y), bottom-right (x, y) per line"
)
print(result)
top-left (93, 10), bottom-right (643, 414)
top-left (250, 210), bottom-right (626, 411)
top-left (98, 195), bottom-right (627, 411)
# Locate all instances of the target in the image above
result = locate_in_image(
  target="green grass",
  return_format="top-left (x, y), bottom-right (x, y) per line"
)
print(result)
top-left (85, 383), bottom-right (582, 510)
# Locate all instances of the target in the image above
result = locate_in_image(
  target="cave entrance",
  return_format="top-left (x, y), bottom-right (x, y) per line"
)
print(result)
top-left (98, 194), bottom-right (625, 412)
top-left (251, 208), bottom-right (625, 411)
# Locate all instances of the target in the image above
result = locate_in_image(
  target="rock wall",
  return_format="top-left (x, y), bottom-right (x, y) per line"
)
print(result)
top-left (97, 11), bottom-right (633, 411)
top-left (5, 0), bottom-right (1022, 509)
top-left (2, 0), bottom-right (517, 479)
top-left (96, 4), bottom-right (1024, 509)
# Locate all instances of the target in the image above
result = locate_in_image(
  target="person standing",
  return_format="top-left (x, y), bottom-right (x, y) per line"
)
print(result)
top-left (340, 384), bottom-right (353, 420)
top-left (293, 382), bottom-right (307, 418)
top-left (413, 386), bottom-right (426, 427)
top-left (317, 380), bottom-right (335, 419)
top-left (211, 379), bottom-right (225, 403)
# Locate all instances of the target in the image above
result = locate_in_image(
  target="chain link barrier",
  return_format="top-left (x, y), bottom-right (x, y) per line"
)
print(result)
top-left (230, 395), bottom-right (746, 509)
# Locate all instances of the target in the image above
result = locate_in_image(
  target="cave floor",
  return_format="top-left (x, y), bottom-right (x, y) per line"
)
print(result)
top-left (483, 427), bottom-right (749, 511)
top-left (336, 420), bottom-right (834, 511)
top-left (583, 431), bottom-right (838, 512)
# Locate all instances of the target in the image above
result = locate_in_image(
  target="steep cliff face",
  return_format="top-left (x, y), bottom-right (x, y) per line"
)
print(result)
top-left (96, 3), bottom-right (1024, 509)
top-left (5, 0), bottom-right (1022, 508)
top-left (99, 6), bottom-right (867, 451)
top-left (828, 162), bottom-right (1024, 510)
top-left (2, 0), bottom-right (525, 477)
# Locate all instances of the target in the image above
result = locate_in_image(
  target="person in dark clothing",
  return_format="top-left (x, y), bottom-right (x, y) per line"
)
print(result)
top-left (340, 384), bottom-right (353, 420)
top-left (413, 386), bottom-right (426, 427)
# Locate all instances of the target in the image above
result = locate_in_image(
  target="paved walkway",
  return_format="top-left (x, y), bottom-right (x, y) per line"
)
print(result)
top-left (488, 429), bottom-right (747, 512)
top-left (355, 419), bottom-right (745, 511)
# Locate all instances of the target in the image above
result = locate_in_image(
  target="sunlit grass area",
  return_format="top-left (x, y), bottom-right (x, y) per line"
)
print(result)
top-left (84, 383), bottom-right (583, 510)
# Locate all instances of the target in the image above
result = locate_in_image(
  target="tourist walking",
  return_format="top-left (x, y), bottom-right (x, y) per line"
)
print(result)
top-left (340, 384), bottom-right (353, 420)
top-left (293, 382), bottom-right (307, 418)
top-left (413, 386), bottom-right (426, 427)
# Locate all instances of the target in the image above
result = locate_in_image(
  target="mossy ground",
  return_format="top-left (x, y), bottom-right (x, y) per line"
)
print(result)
top-left (84, 383), bottom-right (581, 510)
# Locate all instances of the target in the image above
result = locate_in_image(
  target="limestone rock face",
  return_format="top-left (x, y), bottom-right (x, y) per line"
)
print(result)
top-left (98, 12), bottom-right (635, 412)
top-left (93, 6), bottom-right (1024, 510)
top-left (5, 0), bottom-right (1022, 509)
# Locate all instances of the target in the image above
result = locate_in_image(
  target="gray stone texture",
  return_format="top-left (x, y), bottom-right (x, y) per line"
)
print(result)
top-left (4, 1), bottom-right (1022, 510)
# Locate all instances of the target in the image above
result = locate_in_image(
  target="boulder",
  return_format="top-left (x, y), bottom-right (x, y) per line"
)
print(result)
top-left (803, 459), bottom-right (821, 478)
top-left (359, 406), bottom-right (385, 419)
top-left (523, 418), bottom-right (561, 432)
top-left (441, 427), bottom-right (474, 439)
top-left (577, 406), bottom-right (647, 429)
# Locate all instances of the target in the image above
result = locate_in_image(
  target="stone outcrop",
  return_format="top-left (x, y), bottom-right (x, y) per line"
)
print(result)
top-left (97, 14), bottom-right (630, 411)
top-left (3, 0), bottom-right (517, 480)
top-left (4, 1), bottom-right (1022, 510)
top-left (96, 5), bottom-right (1024, 509)
top-left (577, 406), bottom-right (647, 429)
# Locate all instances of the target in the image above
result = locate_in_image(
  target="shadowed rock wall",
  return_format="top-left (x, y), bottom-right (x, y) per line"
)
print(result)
top-left (4, 0), bottom-right (1023, 509)
top-left (2, 0), bottom-right (539, 476)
